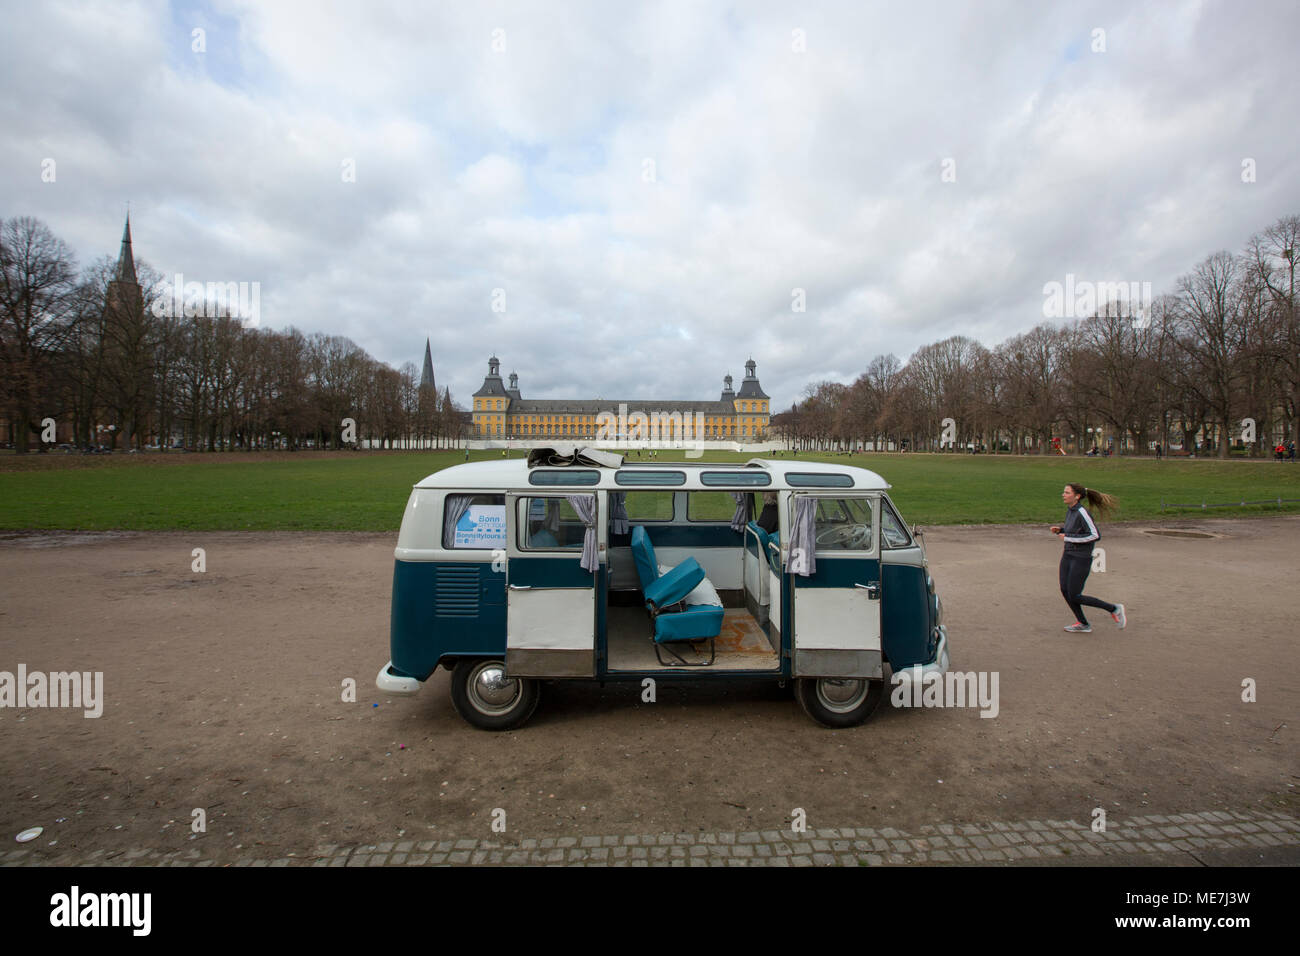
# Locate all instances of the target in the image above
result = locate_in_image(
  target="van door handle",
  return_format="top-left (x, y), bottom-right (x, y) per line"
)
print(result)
top-left (855, 582), bottom-right (880, 599)
top-left (509, 584), bottom-right (532, 591)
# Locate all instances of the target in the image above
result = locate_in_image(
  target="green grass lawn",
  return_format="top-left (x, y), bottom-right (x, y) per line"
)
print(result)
top-left (1, 449), bottom-right (1297, 531)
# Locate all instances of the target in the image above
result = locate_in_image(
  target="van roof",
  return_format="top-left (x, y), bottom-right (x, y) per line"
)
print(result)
top-left (414, 457), bottom-right (891, 491)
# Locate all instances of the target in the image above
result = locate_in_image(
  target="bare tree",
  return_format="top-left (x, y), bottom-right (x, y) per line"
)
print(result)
top-left (998, 323), bottom-right (1068, 453)
top-left (1243, 214), bottom-right (1300, 449)
top-left (1171, 252), bottom-right (1259, 458)
top-left (1073, 304), bottom-right (1162, 454)
top-left (0, 217), bottom-right (78, 451)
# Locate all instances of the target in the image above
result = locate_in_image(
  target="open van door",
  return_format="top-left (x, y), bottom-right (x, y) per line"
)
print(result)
top-left (504, 492), bottom-right (598, 677)
top-left (788, 492), bottom-right (883, 680)
top-left (787, 492), bottom-right (885, 726)
top-left (741, 519), bottom-right (770, 626)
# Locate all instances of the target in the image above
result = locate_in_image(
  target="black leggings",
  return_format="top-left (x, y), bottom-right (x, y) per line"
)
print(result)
top-left (1059, 550), bottom-right (1115, 626)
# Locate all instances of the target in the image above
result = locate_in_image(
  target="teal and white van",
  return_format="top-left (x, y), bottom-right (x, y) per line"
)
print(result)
top-left (377, 451), bottom-right (949, 729)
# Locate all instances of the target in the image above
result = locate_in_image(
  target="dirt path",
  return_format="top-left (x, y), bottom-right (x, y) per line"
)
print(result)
top-left (0, 518), bottom-right (1295, 863)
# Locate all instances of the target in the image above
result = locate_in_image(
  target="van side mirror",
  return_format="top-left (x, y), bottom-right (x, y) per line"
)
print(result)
top-left (912, 524), bottom-right (924, 540)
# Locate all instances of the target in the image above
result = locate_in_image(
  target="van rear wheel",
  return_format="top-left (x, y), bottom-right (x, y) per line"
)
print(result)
top-left (450, 659), bottom-right (540, 731)
top-left (794, 676), bottom-right (883, 728)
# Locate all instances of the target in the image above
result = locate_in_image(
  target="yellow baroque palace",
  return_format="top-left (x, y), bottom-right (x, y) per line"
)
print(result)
top-left (469, 356), bottom-right (770, 440)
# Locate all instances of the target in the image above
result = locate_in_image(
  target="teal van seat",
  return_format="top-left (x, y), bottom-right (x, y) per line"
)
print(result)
top-left (644, 558), bottom-right (705, 609)
top-left (629, 526), bottom-right (661, 592)
top-left (530, 528), bottom-right (560, 548)
top-left (630, 525), bottom-right (724, 666)
top-left (766, 539), bottom-right (782, 575)
top-left (652, 603), bottom-right (725, 645)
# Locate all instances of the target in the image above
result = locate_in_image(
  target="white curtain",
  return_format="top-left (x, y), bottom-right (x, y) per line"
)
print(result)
top-left (730, 492), bottom-right (752, 532)
top-left (567, 494), bottom-right (599, 572)
top-left (543, 499), bottom-right (560, 536)
top-left (609, 492), bottom-right (629, 535)
top-left (442, 495), bottom-right (473, 549)
top-left (789, 497), bottom-right (818, 576)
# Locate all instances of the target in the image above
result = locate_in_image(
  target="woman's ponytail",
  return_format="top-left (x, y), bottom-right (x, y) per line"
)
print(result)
top-left (1069, 483), bottom-right (1118, 517)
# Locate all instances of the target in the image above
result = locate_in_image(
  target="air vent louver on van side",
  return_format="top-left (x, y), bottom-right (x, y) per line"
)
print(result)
top-left (435, 565), bottom-right (480, 618)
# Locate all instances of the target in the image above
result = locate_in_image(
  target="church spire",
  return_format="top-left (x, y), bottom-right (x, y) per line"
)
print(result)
top-left (420, 338), bottom-right (436, 393)
top-left (116, 214), bottom-right (138, 286)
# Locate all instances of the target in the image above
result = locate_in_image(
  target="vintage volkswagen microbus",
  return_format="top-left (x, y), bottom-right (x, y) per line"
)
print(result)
top-left (377, 452), bottom-right (949, 729)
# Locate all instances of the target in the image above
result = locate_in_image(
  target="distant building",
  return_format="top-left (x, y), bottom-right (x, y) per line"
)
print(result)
top-left (419, 338), bottom-right (436, 394)
top-left (468, 356), bottom-right (770, 440)
top-left (107, 215), bottom-right (144, 322)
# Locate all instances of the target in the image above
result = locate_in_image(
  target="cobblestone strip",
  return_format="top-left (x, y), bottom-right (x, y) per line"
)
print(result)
top-left (4, 809), bottom-right (1295, 867)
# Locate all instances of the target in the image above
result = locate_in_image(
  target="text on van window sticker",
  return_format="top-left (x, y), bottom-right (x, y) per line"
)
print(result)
top-left (454, 505), bottom-right (507, 548)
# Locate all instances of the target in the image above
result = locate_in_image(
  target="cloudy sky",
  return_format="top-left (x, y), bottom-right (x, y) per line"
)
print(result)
top-left (3, 0), bottom-right (1297, 409)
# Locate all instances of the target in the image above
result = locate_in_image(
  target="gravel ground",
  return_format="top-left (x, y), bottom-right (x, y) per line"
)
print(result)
top-left (0, 516), bottom-right (1295, 865)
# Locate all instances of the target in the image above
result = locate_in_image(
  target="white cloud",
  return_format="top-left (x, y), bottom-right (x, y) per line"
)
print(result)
top-left (2, 0), bottom-right (1298, 408)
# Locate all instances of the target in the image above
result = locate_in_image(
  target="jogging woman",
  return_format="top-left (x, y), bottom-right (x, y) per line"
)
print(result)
top-left (1050, 483), bottom-right (1127, 633)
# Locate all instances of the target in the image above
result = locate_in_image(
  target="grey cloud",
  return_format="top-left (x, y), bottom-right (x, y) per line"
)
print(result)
top-left (2, 0), bottom-right (1297, 409)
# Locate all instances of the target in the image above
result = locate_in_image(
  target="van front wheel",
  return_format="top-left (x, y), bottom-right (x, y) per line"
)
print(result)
top-left (450, 659), bottom-right (540, 731)
top-left (794, 676), bottom-right (883, 728)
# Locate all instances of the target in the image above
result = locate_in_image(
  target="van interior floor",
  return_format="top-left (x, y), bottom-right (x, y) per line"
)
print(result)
top-left (605, 605), bottom-right (780, 671)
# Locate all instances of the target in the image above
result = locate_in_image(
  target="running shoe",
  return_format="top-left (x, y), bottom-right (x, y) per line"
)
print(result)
top-left (1111, 603), bottom-right (1126, 629)
top-left (1064, 622), bottom-right (1092, 633)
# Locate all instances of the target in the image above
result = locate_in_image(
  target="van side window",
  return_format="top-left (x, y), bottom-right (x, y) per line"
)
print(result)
top-left (442, 494), bottom-right (507, 549)
top-left (687, 491), bottom-right (736, 521)
top-left (623, 491), bottom-right (674, 522)
top-left (520, 497), bottom-right (584, 550)
top-left (814, 498), bottom-right (873, 551)
top-left (881, 499), bottom-right (912, 549)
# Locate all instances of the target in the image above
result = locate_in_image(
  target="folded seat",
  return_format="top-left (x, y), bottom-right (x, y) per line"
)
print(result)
top-left (629, 526), bottom-right (725, 665)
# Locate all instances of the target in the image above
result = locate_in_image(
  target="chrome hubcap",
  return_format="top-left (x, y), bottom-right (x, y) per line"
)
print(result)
top-left (469, 662), bottom-right (521, 715)
top-left (817, 678), bottom-right (868, 713)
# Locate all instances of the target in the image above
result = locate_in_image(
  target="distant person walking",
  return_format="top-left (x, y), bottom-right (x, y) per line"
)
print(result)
top-left (1154, 442), bottom-right (1162, 460)
top-left (1050, 483), bottom-right (1126, 634)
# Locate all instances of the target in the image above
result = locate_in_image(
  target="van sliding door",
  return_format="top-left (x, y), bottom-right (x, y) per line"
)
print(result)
top-left (504, 493), bottom-right (598, 677)
top-left (789, 493), bottom-right (883, 679)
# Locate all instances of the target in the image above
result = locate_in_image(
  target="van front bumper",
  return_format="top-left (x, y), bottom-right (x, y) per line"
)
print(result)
top-left (376, 660), bottom-right (421, 695)
top-left (891, 626), bottom-right (949, 686)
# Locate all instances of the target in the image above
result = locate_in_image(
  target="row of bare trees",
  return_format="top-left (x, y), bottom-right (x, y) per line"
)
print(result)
top-left (775, 214), bottom-right (1299, 458)
top-left (1, 216), bottom-right (465, 452)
